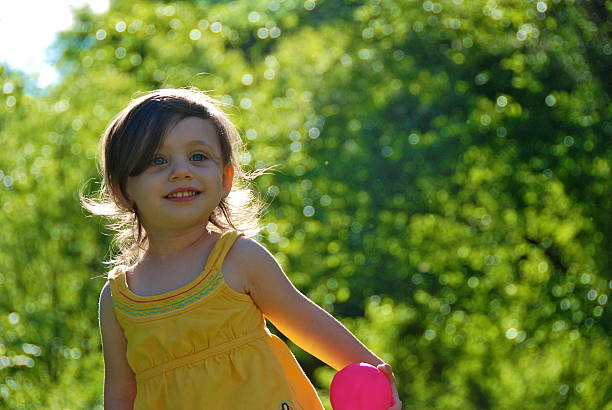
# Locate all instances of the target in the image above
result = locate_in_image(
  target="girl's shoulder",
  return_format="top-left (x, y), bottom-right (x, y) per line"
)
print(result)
top-left (222, 234), bottom-right (278, 287)
top-left (106, 264), bottom-right (130, 281)
top-left (215, 233), bottom-right (258, 296)
top-left (104, 265), bottom-right (134, 299)
top-left (223, 234), bottom-right (268, 270)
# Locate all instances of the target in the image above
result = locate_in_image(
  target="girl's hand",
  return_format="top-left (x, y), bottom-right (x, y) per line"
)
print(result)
top-left (377, 363), bottom-right (403, 410)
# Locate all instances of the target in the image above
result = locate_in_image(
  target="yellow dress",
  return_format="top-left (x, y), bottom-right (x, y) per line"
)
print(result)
top-left (108, 230), bottom-right (325, 410)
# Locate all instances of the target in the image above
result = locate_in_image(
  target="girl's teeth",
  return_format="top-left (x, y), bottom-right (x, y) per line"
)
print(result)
top-left (168, 191), bottom-right (198, 198)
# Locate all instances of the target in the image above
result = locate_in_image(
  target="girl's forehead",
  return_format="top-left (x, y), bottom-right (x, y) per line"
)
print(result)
top-left (160, 117), bottom-right (220, 152)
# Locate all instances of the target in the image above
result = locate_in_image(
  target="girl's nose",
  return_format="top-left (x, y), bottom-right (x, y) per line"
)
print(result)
top-left (169, 159), bottom-right (192, 180)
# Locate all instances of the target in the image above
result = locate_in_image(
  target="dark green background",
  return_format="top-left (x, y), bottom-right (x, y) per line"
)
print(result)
top-left (0, 0), bottom-right (609, 408)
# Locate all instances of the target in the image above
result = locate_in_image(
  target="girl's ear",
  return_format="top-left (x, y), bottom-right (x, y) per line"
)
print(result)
top-left (222, 163), bottom-right (234, 198)
top-left (112, 184), bottom-right (135, 210)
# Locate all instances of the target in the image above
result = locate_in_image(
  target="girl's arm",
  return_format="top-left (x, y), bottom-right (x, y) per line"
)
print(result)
top-left (99, 282), bottom-right (137, 409)
top-left (234, 237), bottom-right (402, 408)
top-left (237, 237), bottom-right (384, 369)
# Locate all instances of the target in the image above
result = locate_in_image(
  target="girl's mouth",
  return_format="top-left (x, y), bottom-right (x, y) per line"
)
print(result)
top-left (164, 192), bottom-right (201, 202)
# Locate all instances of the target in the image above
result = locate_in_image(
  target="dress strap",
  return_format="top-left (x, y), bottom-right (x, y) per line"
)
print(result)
top-left (206, 230), bottom-right (244, 273)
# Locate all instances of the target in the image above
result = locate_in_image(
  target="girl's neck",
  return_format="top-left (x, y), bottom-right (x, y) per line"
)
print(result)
top-left (143, 226), bottom-right (215, 265)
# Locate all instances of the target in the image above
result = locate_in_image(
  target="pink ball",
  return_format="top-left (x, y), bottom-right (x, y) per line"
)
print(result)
top-left (330, 362), bottom-right (393, 410)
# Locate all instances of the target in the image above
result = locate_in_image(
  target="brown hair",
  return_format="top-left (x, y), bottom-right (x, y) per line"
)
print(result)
top-left (80, 88), bottom-right (275, 276)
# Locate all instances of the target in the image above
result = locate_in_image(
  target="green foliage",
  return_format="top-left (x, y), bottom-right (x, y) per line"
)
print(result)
top-left (0, 0), bottom-right (609, 408)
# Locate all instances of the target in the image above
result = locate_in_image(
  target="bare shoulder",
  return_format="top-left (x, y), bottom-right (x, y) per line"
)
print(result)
top-left (98, 281), bottom-right (120, 333)
top-left (99, 281), bottom-right (112, 310)
top-left (225, 235), bottom-right (321, 336)
top-left (228, 235), bottom-right (272, 263)
top-left (99, 268), bottom-right (125, 305)
top-left (229, 235), bottom-right (277, 271)
top-left (223, 235), bottom-right (277, 294)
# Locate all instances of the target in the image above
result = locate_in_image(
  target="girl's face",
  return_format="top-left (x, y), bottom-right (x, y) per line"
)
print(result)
top-left (124, 116), bottom-right (233, 232)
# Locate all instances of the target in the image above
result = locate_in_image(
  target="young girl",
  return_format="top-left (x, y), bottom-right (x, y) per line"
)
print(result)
top-left (83, 88), bottom-right (402, 409)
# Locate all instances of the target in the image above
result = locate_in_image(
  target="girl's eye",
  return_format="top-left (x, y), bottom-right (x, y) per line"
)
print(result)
top-left (191, 153), bottom-right (207, 161)
top-left (149, 153), bottom-right (207, 167)
top-left (150, 156), bottom-right (166, 166)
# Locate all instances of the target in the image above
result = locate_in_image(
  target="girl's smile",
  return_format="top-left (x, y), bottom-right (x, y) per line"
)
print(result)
top-left (165, 191), bottom-right (202, 202)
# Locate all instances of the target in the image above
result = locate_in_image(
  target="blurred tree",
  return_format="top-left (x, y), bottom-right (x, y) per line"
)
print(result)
top-left (0, 0), bottom-right (609, 408)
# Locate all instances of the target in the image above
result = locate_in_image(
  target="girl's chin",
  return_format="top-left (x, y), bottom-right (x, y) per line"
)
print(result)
top-left (143, 210), bottom-right (212, 224)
